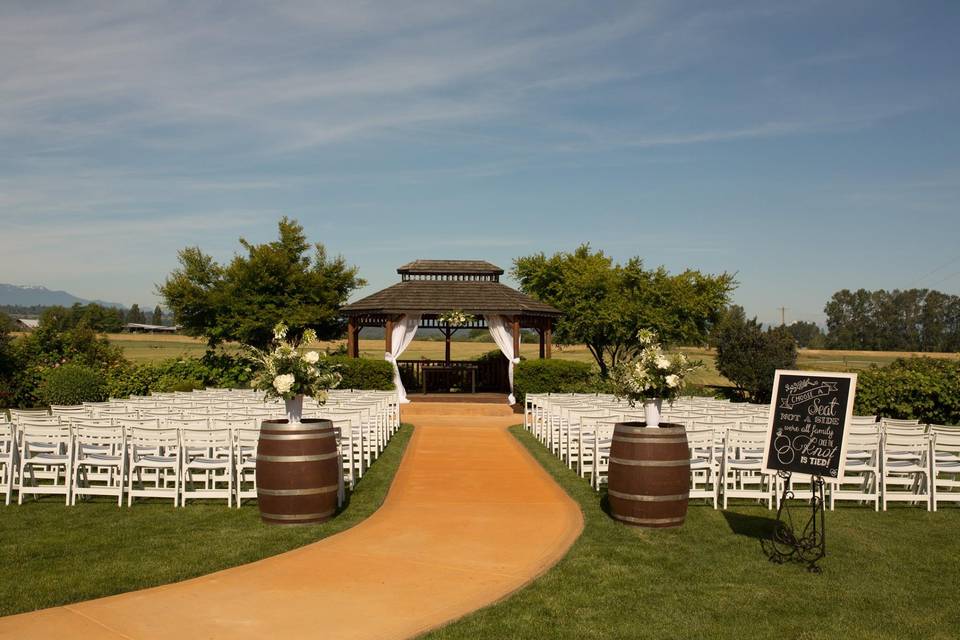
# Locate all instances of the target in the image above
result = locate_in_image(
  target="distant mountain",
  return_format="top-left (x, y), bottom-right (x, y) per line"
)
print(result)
top-left (0, 284), bottom-right (125, 309)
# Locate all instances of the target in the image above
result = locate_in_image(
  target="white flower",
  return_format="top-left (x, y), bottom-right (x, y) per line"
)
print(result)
top-left (303, 351), bottom-right (320, 364)
top-left (273, 373), bottom-right (295, 394)
top-left (655, 355), bottom-right (672, 370)
top-left (666, 374), bottom-right (680, 388)
top-left (273, 323), bottom-right (288, 341)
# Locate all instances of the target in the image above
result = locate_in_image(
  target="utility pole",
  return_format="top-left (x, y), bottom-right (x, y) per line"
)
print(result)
top-left (778, 307), bottom-right (788, 326)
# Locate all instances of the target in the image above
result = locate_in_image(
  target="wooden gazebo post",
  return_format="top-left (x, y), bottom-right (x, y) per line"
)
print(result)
top-left (538, 319), bottom-right (553, 359)
top-left (346, 317), bottom-right (358, 358)
top-left (384, 316), bottom-right (394, 355)
top-left (512, 316), bottom-right (521, 358)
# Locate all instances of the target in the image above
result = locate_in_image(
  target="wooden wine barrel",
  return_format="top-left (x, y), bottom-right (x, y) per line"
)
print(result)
top-left (607, 422), bottom-right (690, 529)
top-left (256, 418), bottom-right (340, 526)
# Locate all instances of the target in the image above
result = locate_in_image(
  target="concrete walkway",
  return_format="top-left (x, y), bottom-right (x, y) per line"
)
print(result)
top-left (0, 403), bottom-right (583, 640)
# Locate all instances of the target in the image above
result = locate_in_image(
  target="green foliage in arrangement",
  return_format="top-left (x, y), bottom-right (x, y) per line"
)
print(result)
top-left (327, 357), bottom-right (395, 391)
top-left (714, 306), bottom-right (797, 403)
top-left (513, 359), bottom-right (599, 404)
top-left (855, 358), bottom-right (960, 425)
top-left (512, 244), bottom-right (735, 377)
top-left (40, 364), bottom-right (108, 405)
top-left (159, 217), bottom-right (366, 349)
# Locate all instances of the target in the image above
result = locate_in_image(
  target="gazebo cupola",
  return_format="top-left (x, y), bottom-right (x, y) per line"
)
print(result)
top-left (341, 260), bottom-right (562, 403)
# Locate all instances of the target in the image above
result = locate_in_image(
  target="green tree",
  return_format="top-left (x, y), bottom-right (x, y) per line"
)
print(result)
top-left (126, 304), bottom-right (146, 324)
top-left (512, 244), bottom-right (735, 376)
top-left (785, 320), bottom-right (825, 349)
top-left (159, 217), bottom-right (366, 349)
top-left (825, 287), bottom-right (960, 351)
top-left (715, 314), bottom-right (797, 402)
top-left (152, 305), bottom-right (164, 326)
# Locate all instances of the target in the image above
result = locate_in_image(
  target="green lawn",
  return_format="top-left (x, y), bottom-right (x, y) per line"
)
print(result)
top-left (0, 424), bottom-right (412, 617)
top-left (427, 426), bottom-right (960, 640)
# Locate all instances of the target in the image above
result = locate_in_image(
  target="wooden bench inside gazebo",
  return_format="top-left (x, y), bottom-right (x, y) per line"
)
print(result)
top-left (341, 260), bottom-right (561, 402)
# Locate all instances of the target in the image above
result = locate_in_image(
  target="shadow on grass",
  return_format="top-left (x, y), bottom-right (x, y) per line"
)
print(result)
top-left (721, 509), bottom-right (778, 540)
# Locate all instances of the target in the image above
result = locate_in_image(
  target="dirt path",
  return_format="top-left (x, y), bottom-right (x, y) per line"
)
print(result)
top-left (0, 404), bottom-right (583, 639)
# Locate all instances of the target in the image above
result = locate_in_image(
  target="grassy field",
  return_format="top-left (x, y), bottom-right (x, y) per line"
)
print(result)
top-left (426, 426), bottom-right (960, 640)
top-left (105, 334), bottom-right (959, 387)
top-left (0, 425), bottom-right (412, 617)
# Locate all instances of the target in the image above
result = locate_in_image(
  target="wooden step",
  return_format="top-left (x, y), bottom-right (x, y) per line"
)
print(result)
top-left (401, 402), bottom-right (518, 418)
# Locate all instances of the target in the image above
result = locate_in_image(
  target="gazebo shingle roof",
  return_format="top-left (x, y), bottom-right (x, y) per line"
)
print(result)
top-left (342, 281), bottom-right (560, 316)
top-left (342, 259), bottom-right (560, 317)
top-left (397, 259), bottom-right (503, 275)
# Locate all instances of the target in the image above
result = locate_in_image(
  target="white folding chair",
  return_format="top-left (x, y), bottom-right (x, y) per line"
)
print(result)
top-left (829, 432), bottom-right (881, 511)
top-left (881, 432), bottom-right (931, 511)
top-left (1, 422), bottom-right (16, 505)
top-left (127, 427), bottom-right (181, 506)
top-left (687, 427), bottom-right (717, 508)
top-left (721, 429), bottom-right (775, 509)
top-left (17, 424), bottom-right (73, 505)
top-left (72, 425), bottom-right (126, 506)
top-left (931, 431), bottom-right (960, 511)
top-left (180, 428), bottom-right (233, 506)
top-left (234, 427), bottom-right (259, 506)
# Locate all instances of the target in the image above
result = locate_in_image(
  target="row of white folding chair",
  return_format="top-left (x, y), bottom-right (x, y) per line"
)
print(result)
top-left (705, 430), bottom-right (958, 512)
top-left (10, 424), bottom-right (246, 507)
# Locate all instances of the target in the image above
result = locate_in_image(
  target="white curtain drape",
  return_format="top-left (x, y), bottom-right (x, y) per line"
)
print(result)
top-left (384, 314), bottom-right (421, 403)
top-left (486, 315), bottom-right (521, 405)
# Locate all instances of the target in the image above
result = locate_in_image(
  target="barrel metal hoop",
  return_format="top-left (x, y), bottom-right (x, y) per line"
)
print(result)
top-left (615, 426), bottom-right (685, 435)
top-left (261, 420), bottom-right (333, 432)
top-left (609, 457), bottom-right (689, 467)
top-left (612, 436), bottom-right (689, 444)
top-left (612, 513), bottom-right (686, 525)
top-left (257, 452), bottom-right (339, 463)
top-left (258, 432), bottom-right (335, 441)
top-left (608, 489), bottom-right (690, 502)
top-left (258, 485), bottom-right (338, 497)
top-left (260, 509), bottom-right (336, 521)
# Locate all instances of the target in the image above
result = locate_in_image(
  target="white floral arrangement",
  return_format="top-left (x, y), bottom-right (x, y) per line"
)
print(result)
top-left (437, 310), bottom-right (476, 326)
top-left (611, 329), bottom-right (700, 404)
top-left (248, 323), bottom-right (342, 402)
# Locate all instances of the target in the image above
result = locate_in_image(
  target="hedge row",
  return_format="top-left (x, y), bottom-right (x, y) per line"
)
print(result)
top-left (87, 354), bottom-right (394, 403)
top-left (855, 358), bottom-right (960, 425)
top-left (513, 359), bottom-right (600, 404)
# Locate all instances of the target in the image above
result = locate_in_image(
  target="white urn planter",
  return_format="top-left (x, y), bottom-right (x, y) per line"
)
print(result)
top-left (285, 394), bottom-right (304, 423)
top-left (643, 398), bottom-right (663, 427)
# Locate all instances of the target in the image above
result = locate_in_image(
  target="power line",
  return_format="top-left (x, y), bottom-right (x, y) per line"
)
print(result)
top-left (905, 254), bottom-right (960, 289)
top-left (926, 269), bottom-right (960, 291)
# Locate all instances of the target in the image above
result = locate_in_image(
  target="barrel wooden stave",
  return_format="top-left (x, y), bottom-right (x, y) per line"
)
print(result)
top-left (257, 418), bottom-right (340, 526)
top-left (607, 422), bottom-right (690, 529)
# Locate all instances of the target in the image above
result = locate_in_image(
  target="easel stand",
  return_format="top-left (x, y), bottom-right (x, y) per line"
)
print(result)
top-left (764, 471), bottom-right (826, 573)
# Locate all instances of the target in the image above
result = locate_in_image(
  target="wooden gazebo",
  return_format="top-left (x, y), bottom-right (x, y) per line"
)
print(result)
top-left (341, 260), bottom-right (561, 397)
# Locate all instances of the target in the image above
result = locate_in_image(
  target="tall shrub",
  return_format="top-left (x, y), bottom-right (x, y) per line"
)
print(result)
top-left (513, 359), bottom-right (597, 404)
top-left (328, 357), bottom-right (394, 390)
top-left (715, 316), bottom-right (797, 403)
top-left (855, 358), bottom-right (960, 424)
top-left (40, 364), bottom-right (108, 405)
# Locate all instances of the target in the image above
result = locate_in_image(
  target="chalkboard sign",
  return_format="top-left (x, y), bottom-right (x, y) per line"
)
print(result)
top-left (762, 370), bottom-right (857, 478)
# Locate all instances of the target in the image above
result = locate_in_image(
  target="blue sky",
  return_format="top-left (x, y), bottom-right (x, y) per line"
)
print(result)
top-left (1, 1), bottom-right (958, 325)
